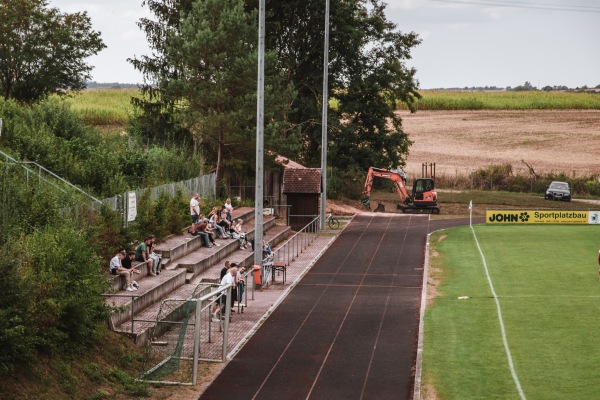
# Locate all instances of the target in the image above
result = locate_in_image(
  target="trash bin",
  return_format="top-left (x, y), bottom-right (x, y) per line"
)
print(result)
top-left (252, 265), bottom-right (262, 288)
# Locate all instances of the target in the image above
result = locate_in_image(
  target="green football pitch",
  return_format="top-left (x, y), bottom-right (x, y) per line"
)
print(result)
top-left (422, 224), bottom-right (600, 400)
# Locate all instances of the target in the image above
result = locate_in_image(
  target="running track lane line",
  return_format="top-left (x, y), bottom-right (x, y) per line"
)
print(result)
top-left (412, 227), bottom-right (434, 400)
top-left (250, 214), bottom-right (375, 400)
top-left (305, 215), bottom-right (395, 399)
top-left (471, 225), bottom-right (526, 400)
top-left (358, 214), bottom-right (415, 399)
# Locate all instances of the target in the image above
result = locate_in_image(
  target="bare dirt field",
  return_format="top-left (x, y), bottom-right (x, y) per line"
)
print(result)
top-left (397, 110), bottom-right (600, 179)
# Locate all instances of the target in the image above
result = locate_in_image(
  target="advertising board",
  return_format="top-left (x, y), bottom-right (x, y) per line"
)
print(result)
top-left (486, 210), bottom-right (595, 225)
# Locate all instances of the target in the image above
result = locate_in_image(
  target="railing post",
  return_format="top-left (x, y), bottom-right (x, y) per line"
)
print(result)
top-left (222, 287), bottom-right (231, 361)
top-left (192, 298), bottom-right (201, 385)
top-left (131, 296), bottom-right (135, 334)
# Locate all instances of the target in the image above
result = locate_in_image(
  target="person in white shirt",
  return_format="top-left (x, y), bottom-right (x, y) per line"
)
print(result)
top-left (231, 219), bottom-right (248, 249)
top-left (212, 267), bottom-right (238, 321)
top-left (109, 250), bottom-right (138, 291)
top-left (224, 198), bottom-right (233, 223)
top-left (190, 193), bottom-right (200, 230)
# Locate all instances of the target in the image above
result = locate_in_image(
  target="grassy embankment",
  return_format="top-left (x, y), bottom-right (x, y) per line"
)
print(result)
top-left (423, 224), bottom-right (600, 399)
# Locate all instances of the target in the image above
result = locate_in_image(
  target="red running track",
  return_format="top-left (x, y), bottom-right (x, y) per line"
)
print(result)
top-left (200, 214), bottom-right (477, 400)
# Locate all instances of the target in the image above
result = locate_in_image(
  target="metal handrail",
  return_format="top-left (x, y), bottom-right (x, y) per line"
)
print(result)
top-left (0, 149), bottom-right (102, 204)
top-left (259, 215), bottom-right (320, 288)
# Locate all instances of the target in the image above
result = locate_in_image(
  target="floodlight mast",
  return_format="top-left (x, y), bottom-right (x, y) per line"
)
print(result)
top-left (320, 0), bottom-right (330, 229)
top-left (254, 0), bottom-right (265, 266)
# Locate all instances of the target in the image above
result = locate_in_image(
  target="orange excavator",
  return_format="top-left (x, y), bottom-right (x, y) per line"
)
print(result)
top-left (361, 166), bottom-right (440, 214)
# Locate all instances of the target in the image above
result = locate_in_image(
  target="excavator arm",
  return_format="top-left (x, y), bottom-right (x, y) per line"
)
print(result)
top-left (361, 167), bottom-right (411, 208)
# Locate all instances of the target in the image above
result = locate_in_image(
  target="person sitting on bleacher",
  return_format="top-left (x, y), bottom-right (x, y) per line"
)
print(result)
top-left (208, 207), bottom-right (227, 238)
top-left (190, 216), bottom-right (216, 248)
top-left (147, 235), bottom-right (162, 275)
top-left (135, 237), bottom-right (155, 276)
top-left (109, 250), bottom-right (139, 291)
top-left (196, 215), bottom-right (220, 247)
top-left (263, 241), bottom-right (274, 261)
top-left (218, 206), bottom-right (232, 237)
top-left (230, 219), bottom-right (248, 249)
top-left (121, 251), bottom-right (141, 289)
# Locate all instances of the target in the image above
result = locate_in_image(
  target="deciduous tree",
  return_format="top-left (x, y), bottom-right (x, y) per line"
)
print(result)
top-left (131, 0), bottom-right (296, 185)
top-left (0, 0), bottom-right (105, 103)
top-left (256, 0), bottom-right (421, 171)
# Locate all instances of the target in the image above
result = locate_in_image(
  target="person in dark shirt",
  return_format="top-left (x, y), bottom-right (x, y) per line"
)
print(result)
top-left (122, 251), bottom-right (141, 289)
top-left (220, 261), bottom-right (231, 280)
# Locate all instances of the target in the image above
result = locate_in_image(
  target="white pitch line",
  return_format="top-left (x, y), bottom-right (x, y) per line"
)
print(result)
top-left (471, 226), bottom-right (526, 400)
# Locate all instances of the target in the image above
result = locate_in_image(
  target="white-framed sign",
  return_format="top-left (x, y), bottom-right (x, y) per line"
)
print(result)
top-left (127, 191), bottom-right (137, 222)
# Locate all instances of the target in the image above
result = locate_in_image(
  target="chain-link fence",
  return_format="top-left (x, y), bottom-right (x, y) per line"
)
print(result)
top-left (140, 283), bottom-right (232, 386)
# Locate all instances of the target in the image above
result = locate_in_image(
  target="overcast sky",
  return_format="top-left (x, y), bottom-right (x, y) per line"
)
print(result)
top-left (49, 0), bottom-right (600, 89)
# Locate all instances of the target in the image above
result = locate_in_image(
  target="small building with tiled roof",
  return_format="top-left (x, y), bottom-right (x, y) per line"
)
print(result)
top-left (283, 167), bottom-right (321, 230)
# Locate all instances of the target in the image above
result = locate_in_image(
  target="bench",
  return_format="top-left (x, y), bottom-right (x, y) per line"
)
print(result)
top-left (271, 261), bottom-right (287, 285)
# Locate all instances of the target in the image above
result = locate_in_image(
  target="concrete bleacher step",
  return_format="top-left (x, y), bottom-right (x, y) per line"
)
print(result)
top-left (182, 223), bottom-right (291, 283)
top-left (114, 225), bottom-right (291, 345)
top-left (112, 225), bottom-right (292, 345)
top-left (173, 215), bottom-right (277, 278)
top-left (106, 268), bottom-right (187, 330)
top-left (155, 206), bottom-right (255, 262)
top-left (105, 207), bottom-right (290, 345)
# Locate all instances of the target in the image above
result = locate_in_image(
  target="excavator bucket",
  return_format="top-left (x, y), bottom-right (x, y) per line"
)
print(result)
top-left (374, 203), bottom-right (385, 212)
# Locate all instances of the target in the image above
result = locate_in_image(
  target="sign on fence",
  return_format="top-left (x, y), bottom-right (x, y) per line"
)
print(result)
top-left (486, 210), bottom-right (600, 225)
top-left (127, 191), bottom-right (137, 222)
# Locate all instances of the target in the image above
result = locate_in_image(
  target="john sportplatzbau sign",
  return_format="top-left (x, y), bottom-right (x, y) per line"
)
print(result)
top-left (486, 210), bottom-right (600, 225)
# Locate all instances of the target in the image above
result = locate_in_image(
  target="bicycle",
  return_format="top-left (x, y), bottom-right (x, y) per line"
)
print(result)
top-left (325, 212), bottom-right (340, 230)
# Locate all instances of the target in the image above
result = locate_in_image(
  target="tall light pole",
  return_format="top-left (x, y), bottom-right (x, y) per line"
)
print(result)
top-left (254, 0), bottom-right (265, 266)
top-left (320, 0), bottom-right (330, 229)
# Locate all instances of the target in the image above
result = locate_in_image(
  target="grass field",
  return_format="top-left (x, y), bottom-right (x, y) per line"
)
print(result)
top-left (423, 224), bottom-right (600, 399)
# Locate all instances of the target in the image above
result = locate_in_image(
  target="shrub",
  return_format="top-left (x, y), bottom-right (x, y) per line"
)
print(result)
top-left (0, 221), bottom-right (109, 374)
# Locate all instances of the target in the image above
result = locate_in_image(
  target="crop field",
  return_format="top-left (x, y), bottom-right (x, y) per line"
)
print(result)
top-left (60, 88), bottom-right (140, 126)
top-left (423, 224), bottom-right (600, 399)
top-left (403, 90), bottom-right (600, 111)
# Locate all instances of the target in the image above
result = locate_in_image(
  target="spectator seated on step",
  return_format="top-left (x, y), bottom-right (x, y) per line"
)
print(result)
top-left (262, 241), bottom-right (274, 261)
top-left (191, 216), bottom-right (214, 248)
top-left (135, 236), bottom-right (155, 276)
top-left (217, 206), bottom-right (232, 237)
top-left (208, 207), bottom-right (227, 238)
top-left (147, 234), bottom-right (162, 275)
top-left (230, 218), bottom-right (248, 249)
top-left (200, 216), bottom-right (220, 247)
top-left (121, 250), bottom-right (141, 288)
top-left (110, 250), bottom-right (139, 291)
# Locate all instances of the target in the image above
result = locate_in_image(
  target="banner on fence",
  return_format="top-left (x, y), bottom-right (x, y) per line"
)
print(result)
top-left (486, 210), bottom-right (598, 225)
top-left (127, 191), bottom-right (137, 222)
